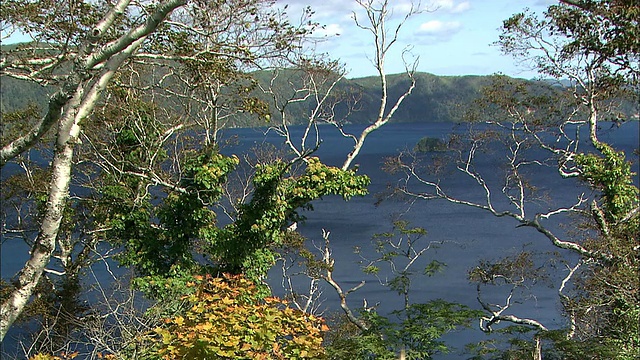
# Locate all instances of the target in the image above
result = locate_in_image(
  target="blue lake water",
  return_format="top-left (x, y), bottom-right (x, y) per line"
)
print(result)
top-left (1, 120), bottom-right (638, 358)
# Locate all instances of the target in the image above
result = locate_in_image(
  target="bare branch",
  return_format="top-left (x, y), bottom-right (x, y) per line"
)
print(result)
top-left (319, 230), bottom-right (369, 331)
top-left (477, 284), bottom-right (549, 333)
top-left (0, 91), bottom-right (66, 167)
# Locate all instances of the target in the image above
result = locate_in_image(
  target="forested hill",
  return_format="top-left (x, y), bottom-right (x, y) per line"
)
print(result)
top-left (0, 70), bottom-right (498, 124)
top-left (0, 75), bottom-right (52, 114)
top-left (6, 69), bottom-right (634, 125)
top-left (347, 72), bottom-right (493, 123)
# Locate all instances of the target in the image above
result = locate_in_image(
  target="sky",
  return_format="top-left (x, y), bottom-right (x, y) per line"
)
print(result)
top-left (281, 0), bottom-right (558, 79)
top-left (1, 0), bottom-right (557, 80)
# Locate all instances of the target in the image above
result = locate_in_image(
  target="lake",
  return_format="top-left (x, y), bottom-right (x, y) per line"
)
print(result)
top-left (2, 120), bottom-right (638, 358)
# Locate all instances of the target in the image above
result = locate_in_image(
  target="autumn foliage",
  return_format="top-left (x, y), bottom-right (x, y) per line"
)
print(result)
top-left (153, 274), bottom-right (327, 359)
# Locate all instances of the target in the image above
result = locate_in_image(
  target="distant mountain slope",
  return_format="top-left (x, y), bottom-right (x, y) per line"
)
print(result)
top-left (346, 72), bottom-right (493, 123)
top-left (0, 75), bottom-right (51, 114)
top-left (2, 69), bottom-right (635, 127)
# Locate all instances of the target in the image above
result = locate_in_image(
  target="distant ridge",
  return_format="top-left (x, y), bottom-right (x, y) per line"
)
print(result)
top-left (346, 72), bottom-right (493, 123)
top-left (0, 71), bottom-right (495, 124)
top-left (2, 67), bottom-right (636, 126)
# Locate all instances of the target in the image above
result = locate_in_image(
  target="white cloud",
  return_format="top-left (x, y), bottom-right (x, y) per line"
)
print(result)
top-left (280, 0), bottom-right (359, 19)
top-left (416, 20), bottom-right (462, 35)
top-left (389, 0), bottom-right (419, 14)
top-left (430, 0), bottom-right (454, 8)
top-left (413, 20), bottom-right (463, 44)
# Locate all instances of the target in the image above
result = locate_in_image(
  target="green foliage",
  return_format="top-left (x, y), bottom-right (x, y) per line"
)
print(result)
top-left (576, 143), bottom-right (638, 222)
top-left (547, 0), bottom-right (639, 74)
top-left (150, 274), bottom-right (327, 360)
top-left (327, 219), bottom-right (478, 359)
top-left (570, 143), bottom-right (640, 359)
top-left (131, 266), bottom-right (197, 315)
top-left (466, 326), bottom-right (547, 360)
top-left (500, 1), bottom-right (638, 98)
top-left (366, 220), bottom-right (433, 300)
top-left (362, 265), bottom-right (380, 275)
top-left (98, 146), bottom-right (238, 278)
top-left (423, 260), bottom-right (447, 277)
top-left (542, 328), bottom-right (634, 360)
top-left (97, 140), bottom-right (369, 299)
top-left (207, 157), bottom-right (369, 282)
top-left (326, 300), bottom-right (481, 359)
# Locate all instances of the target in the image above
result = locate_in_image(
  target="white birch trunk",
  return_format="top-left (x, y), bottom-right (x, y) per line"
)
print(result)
top-left (0, 90), bottom-right (82, 340)
top-left (0, 0), bottom-right (187, 341)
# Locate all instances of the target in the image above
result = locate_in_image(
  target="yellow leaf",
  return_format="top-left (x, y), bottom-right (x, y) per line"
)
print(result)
top-left (174, 316), bottom-right (184, 326)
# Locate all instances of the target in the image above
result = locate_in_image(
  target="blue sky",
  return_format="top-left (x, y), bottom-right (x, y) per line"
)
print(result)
top-left (284, 0), bottom-right (557, 79)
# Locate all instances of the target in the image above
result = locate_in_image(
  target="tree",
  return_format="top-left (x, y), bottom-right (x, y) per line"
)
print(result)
top-left (257, 2), bottom-right (485, 357)
top-left (268, 0), bottom-right (437, 327)
top-left (0, 0), bottom-right (316, 342)
top-left (1, 0), bottom-right (186, 341)
top-left (260, 0), bottom-right (421, 171)
top-left (338, 0), bottom-right (419, 171)
top-left (387, 1), bottom-right (638, 358)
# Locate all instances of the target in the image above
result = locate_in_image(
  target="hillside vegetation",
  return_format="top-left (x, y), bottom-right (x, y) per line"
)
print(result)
top-left (6, 69), bottom-right (635, 127)
top-left (0, 70), bottom-right (502, 125)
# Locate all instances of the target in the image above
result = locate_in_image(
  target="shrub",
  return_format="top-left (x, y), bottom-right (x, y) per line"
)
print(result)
top-left (151, 274), bottom-right (327, 359)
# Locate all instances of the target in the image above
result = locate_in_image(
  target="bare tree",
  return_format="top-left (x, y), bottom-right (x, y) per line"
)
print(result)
top-left (386, 2), bottom-right (639, 357)
top-left (339, 0), bottom-right (420, 171)
top-left (269, 0), bottom-right (426, 328)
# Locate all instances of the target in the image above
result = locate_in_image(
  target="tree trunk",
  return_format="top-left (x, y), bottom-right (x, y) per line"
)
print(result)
top-left (0, 90), bottom-right (82, 340)
top-left (0, 0), bottom-right (187, 341)
top-left (533, 334), bottom-right (542, 360)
